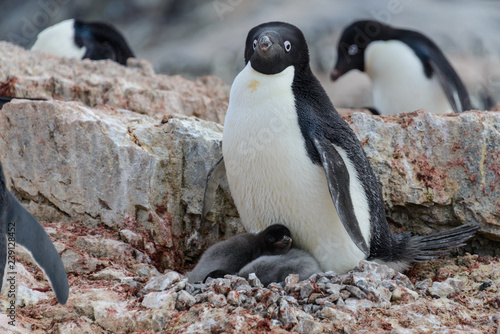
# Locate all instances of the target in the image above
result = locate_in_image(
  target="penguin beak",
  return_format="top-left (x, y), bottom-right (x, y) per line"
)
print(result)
top-left (259, 35), bottom-right (272, 51)
top-left (330, 67), bottom-right (343, 81)
top-left (275, 235), bottom-right (292, 247)
top-left (254, 33), bottom-right (280, 58)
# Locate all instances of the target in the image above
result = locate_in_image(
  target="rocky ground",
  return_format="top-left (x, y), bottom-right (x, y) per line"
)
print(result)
top-left (0, 44), bottom-right (499, 333)
top-left (0, 219), bottom-right (499, 333)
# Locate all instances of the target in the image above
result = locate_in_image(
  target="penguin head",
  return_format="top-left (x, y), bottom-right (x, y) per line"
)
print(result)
top-left (259, 224), bottom-right (293, 255)
top-left (244, 21), bottom-right (310, 75)
top-left (331, 20), bottom-right (392, 81)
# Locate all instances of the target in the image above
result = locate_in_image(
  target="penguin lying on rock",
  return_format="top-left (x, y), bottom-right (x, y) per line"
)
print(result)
top-left (0, 162), bottom-right (68, 304)
top-left (204, 21), bottom-right (479, 275)
top-left (31, 18), bottom-right (134, 65)
top-left (188, 224), bottom-right (292, 283)
top-left (1, 19), bottom-right (135, 110)
top-left (331, 20), bottom-right (472, 115)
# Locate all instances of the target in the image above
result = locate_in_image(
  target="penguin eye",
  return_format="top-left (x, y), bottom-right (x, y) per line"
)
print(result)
top-left (348, 44), bottom-right (359, 56)
top-left (253, 39), bottom-right (258, 50)
top-left (266, 236), bottom-right (276, 244)
top-left (284, 41), bottom-right (292, 52)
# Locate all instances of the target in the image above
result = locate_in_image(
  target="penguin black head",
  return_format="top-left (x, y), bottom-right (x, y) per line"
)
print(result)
top-left (258, 224), bottom-right (292, 255)
top-left (331, 20), bottom-right (390, 80)
top-left (244, 21), bottom-right (310, 75)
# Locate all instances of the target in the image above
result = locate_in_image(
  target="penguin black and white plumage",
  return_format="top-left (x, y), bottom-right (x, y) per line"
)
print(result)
top-left (216, 21), bottom-right (479, 274)
top-left (331, 20), bottom-right (472, 115)
top-left (0, 162), bottom-right (68, 304)
top-left (188, 224), bottom-right (292, 283)
top-left (31, 19), bottom-right (134, 65)
top-left (238, 248), bottom-right (321, 286)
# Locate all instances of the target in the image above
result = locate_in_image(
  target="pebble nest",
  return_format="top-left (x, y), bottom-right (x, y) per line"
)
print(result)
top-left (141, 254), bottom-right (500, 333)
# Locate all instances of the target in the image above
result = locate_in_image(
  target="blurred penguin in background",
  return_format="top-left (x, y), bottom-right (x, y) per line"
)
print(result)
top-left (31, 18), bottom-right (134, 65)
top-left (331, 20), bottom-right (473, 115)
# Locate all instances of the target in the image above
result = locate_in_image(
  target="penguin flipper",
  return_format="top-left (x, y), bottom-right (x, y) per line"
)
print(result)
top-left (202, 157), bottom-right (226, 219)
top-left (5, 191), bottom-right (69, 304)
top-left (402, 35), bottom-right (472, 113)
top-left (0, 233), bottom-right (7, 292)
top-left (312, 138), bottom-right (370, 256)
top-left (428, 56), bottom-right (469, 113)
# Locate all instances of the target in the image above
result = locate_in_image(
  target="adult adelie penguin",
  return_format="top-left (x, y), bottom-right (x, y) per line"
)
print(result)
top-left (331, 20), bottom-right (472, 115)
top-left (0, 162), bottom-right (69, 304)
top-left (31, 19), bottom-right (134, 65)
top-left (217, 21), bottom-right (478, 274)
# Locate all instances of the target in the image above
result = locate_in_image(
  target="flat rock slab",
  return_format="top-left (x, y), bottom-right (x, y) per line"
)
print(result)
top-left (0, 42), bottom-right (229, 124)
top-left (0, 100), bottom-right (239, 271)
top-left (347, 111), bottom-right (500, 248)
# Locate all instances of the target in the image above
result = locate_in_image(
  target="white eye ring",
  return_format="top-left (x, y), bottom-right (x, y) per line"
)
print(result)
top-left (253, 39), bottom-right (258, 50)
top-left (284, 41), bottom-right (291, 52)
top-left (348, 44), bottom-right (358, 55)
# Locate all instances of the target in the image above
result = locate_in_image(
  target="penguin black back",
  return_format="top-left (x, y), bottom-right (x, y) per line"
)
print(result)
top-left (73, 19), bottom-right (135, 65)
top-left (288, 21), bottom-right (478, 265)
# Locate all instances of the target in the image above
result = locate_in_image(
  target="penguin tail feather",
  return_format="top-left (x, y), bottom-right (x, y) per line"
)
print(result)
top-left (401, 222), bottom-right (480, 263)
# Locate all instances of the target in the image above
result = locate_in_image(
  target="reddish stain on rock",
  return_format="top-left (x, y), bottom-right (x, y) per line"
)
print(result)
top-left (412, 156), bottom-right (446, 190)
top-left (0, 76), bottom-right (19, 96)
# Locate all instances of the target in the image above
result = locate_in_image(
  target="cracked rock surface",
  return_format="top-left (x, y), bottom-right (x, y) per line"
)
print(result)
top-left (0, 41), bottom-right (499, 333)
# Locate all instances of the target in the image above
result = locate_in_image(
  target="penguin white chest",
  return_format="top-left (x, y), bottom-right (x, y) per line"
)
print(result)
top-left (223, 63), bottom-right (367, 273)
top-left (365, 40), bottom-right (453, 115)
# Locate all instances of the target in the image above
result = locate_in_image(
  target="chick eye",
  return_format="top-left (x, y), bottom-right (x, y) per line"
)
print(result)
top-left (348, 44), bottom-right (359, 55)
top-left (284, 41), bottom-right (291, 52)
top-left (253, 39), bottom-right (258, 50)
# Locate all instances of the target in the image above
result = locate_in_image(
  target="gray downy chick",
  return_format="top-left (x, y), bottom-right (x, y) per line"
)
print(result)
top-left (188, 224), bottom-right (292, 283)
top-left (238, 248), bottom-right (321, 286)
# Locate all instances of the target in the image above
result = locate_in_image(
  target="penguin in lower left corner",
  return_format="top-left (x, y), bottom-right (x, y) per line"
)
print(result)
top-left (331, 20), bottom-right (472, 115)
top-left (31, 18), bottom-right (134, 65)
top-left (0, 162), bottom-right (69, 304)
top-left (205, 21), bottom-right (479, 275)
